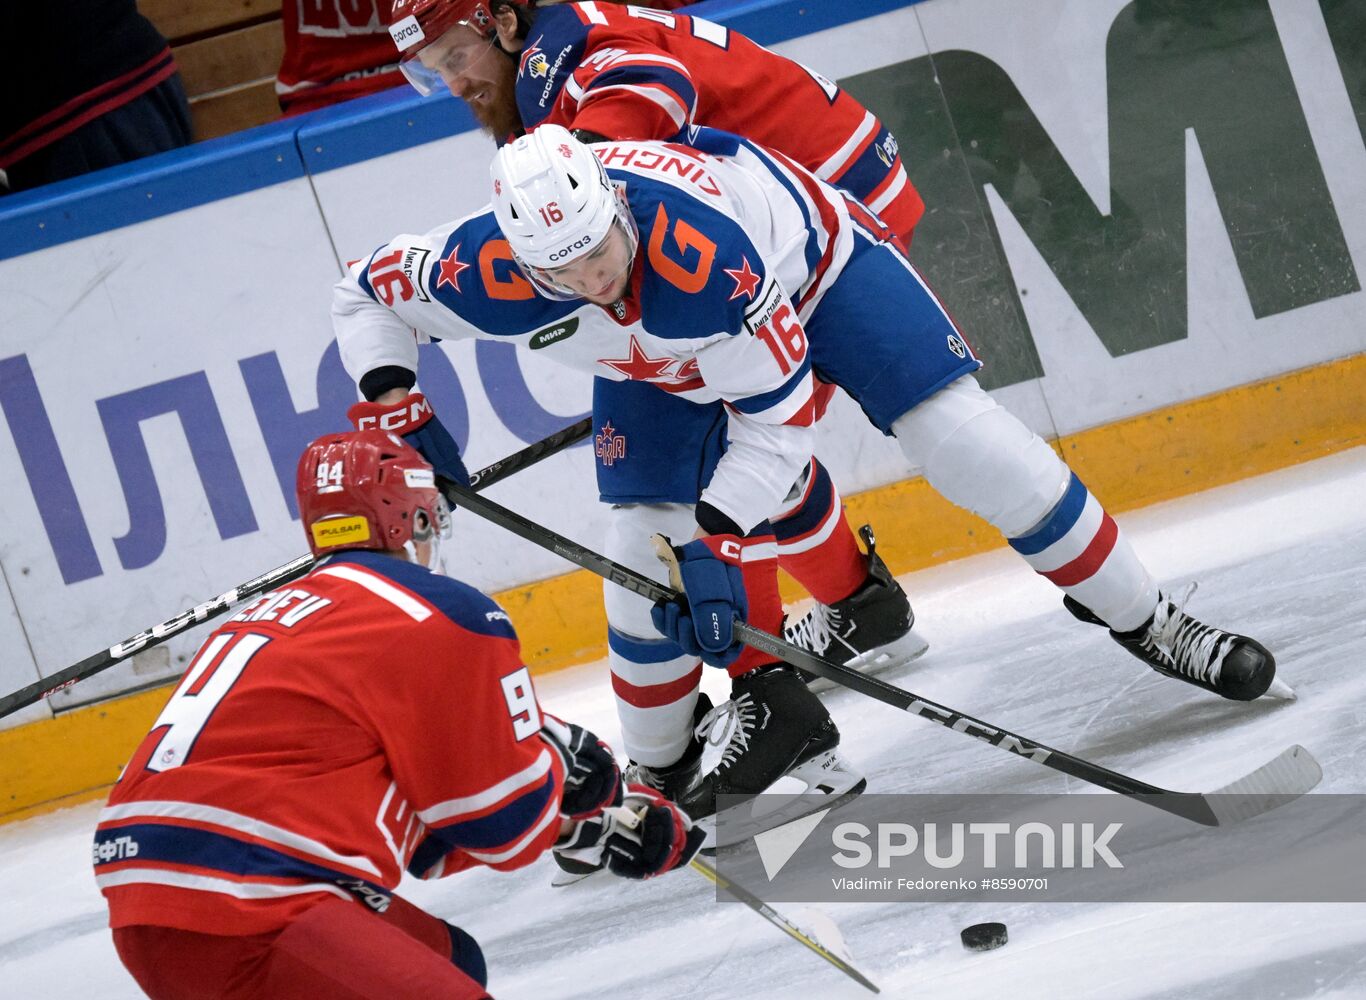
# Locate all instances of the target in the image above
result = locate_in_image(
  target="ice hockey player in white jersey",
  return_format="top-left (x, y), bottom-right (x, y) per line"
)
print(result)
top-left (333, 124), bottom-right (1287, 850)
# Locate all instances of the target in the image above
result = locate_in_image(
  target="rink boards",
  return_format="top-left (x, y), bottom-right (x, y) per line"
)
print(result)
top-left (0, 0), bottom-right (1363, 818)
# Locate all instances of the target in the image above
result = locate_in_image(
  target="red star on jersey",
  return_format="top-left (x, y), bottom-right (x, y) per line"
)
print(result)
top-left (437, 244), bottom-right (469, 293)
top-left (724, 256), bottom-right (761, 301)
top-left (519, 39), bottom-right (544, 77)
top-left (598, 336), bottom-right (675, 381)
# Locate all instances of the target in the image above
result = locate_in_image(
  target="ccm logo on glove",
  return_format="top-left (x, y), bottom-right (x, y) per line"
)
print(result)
top-left (347, 392), bottom-right (470, 488)
top-left (352, 396), bottom-right (434, 434)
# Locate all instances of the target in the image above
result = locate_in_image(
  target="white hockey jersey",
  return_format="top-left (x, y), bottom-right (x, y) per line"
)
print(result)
top-left (333, 128), bottom-right (855, 531)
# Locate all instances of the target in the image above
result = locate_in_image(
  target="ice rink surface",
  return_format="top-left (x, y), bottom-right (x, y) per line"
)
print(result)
top-left (4, 448), bottom-right (1365, 999)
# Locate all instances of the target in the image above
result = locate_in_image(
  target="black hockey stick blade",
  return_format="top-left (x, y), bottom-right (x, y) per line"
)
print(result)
top-left (690, 858), bottom-right (880, 993)
top-left (443, 482), bottom-right (1322, 827)
top-left (0, 419), bottom-right (591, 720)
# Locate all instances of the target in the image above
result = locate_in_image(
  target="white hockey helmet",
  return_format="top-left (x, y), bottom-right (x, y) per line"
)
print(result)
top-left (488, 125), bottom-right (638, 300)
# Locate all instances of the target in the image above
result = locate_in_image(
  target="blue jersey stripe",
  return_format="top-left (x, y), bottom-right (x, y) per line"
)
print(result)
top-left (588, 64), bottom-right (697, 115)
top-left (677, 127), bottom-right (822, 274)
top-left (732, 136), bottom-right (822, 277)
top-left (93, 822), bottom-right (377, 889)
top-left (430, 771), bottom-right (556, 850)
top-left (727, 355), bottom-right (812, 416)
top-left (355, 247), bottom-right (383, 303)
top-left (830, 125), bottom-right (900, 205)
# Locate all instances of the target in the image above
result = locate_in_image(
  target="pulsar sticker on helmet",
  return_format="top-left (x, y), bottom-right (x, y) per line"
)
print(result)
top-left (310, 516), bottom-right (372, 548)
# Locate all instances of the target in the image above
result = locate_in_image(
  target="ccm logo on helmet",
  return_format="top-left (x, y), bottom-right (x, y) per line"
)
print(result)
top-left (389, 16), bottom-right (424, 49)
top-left (549, 234), bottom-right (594, 262)
top-left (355, 397), bottom-right (433, 432)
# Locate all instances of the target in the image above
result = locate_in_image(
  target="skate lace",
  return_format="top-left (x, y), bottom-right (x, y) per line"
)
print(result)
top-left (1142, 583), bottom-right (1229, 683)
top-left (622, 761), bottom-right (664, 793)
top-left (784, 603), bottom-right (848, 656)
top-left (695, 693), bottom-right (759, 770)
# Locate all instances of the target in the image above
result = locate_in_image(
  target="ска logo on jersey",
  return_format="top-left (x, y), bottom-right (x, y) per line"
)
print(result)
top-left (595, 421), bottom-right (627, 467)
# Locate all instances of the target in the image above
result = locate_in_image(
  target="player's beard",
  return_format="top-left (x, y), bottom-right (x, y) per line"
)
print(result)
top-left (471, 49), bottom-right (522, 143)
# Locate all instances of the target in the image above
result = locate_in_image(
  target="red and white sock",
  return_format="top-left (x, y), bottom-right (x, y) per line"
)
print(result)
top-left (771, 459), bottom-right (867, 604)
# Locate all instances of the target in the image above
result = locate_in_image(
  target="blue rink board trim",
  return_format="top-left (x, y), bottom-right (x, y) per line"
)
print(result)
top-left (0, 119), bottom-right (304, 262)
top-left (0, 0), bottom-right (922, 263)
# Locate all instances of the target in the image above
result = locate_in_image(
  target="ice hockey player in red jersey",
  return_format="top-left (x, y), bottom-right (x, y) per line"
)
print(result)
top-left (389, 0), bottom-right (922, 239)
top-left (380, 0), bottom-right (929, 710)
top-left (93, 429), bottom-right (702, 1000)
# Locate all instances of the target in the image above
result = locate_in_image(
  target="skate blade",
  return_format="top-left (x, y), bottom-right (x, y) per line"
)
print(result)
top-left (698, 749), bottom-right (867, 852)
top-left (1262, 676), bottom-right (1297, 701)
top-left (806, 627), bottom-right (930, 693)
top-left (550, 865), bottom-right (605, 888)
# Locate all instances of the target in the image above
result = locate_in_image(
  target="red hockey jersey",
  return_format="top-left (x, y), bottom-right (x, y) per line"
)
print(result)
top-left (94, 550), bottom-right (566, 935)
top-left (277, 0), bottom-right (405, 115)
top-left (513, 1), bottom-right (924, 238)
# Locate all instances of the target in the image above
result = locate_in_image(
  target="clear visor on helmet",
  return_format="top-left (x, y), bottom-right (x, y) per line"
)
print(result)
top-left (515, 202), bottom-right (640, 302)
top-left (399, 21), bottom-right (498, 97)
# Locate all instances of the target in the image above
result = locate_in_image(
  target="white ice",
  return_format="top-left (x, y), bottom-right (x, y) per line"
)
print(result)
top-left (4, 448), bottom-right (1365, 999)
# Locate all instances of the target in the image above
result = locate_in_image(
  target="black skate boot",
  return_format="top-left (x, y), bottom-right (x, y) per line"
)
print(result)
top-left (552, 695), bottom-right (711, 887)
top-left (1064, 584), bottom-right (1291, 701)
top-left (784, 525), bottom-right (928, 691)
top-left (624, 692), bottom-right (712, 800)
top-left (680, 664), bottom-right (866, 849)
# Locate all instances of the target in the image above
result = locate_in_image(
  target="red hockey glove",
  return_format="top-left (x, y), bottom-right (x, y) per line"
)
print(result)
top-left (347, 392), bottom-right (470, 487)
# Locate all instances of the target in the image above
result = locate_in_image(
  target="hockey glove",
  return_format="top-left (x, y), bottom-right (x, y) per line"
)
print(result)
top-left (650, 535), bottom-right (748, 668)
top-left (541, 715), bottom-right (624, 819)
top-left (347, 392), bottom-right (470, 488)
top-left (554, 785), bottom-right (705, 880)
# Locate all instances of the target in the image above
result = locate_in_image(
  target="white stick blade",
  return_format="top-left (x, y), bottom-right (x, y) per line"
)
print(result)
top-left (1207, 745), bottom-right (1323, 825)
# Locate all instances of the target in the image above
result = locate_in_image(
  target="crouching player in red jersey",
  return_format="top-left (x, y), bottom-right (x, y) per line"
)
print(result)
top-left (92, 429), bottom-right (702, 1000)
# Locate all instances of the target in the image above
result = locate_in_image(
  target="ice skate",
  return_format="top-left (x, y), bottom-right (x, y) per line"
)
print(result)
top-left (679, 664), bottom-right (866, 850)
top-left (784, 525), bottom-right (928, 692)
top-left (1065, 584), bottom-right (1292, 701)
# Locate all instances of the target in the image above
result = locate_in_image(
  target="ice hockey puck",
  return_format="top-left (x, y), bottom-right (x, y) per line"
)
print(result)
top-left (960, 922), bottom-right (1008, 951)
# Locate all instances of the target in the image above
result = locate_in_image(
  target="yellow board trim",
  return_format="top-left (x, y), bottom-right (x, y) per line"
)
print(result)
top-left (5, 353), bottom-right (1364, 823)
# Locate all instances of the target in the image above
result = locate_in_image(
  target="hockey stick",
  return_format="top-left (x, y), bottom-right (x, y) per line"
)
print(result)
top-left (606, 799), bottom-right (879, 990)
top-left (440, 480), bottom-right (1322, 828)
top-left (690, 857), bottom-right (880, 992)
top-left (0, 418), bottom-right (592, 721)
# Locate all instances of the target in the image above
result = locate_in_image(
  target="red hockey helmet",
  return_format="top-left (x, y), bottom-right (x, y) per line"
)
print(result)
top-left (296, 430), bottom-right (450, 564)
top-left (387, 0), bottom-right (530, 94)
